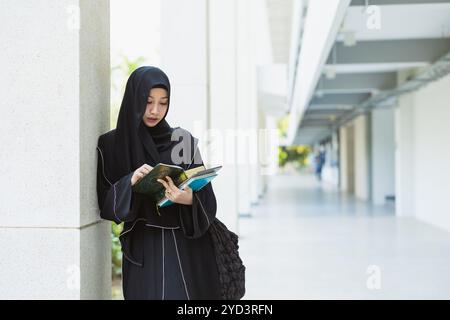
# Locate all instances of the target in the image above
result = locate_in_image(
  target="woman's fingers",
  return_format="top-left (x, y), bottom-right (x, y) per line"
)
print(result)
top-left (166, 176), bottom-right (178, 191)
top-left (143, 164), bottom-right (153, 172)
top-left (131, 164), bottom-right (154, 186)
top-left (165, 176), bottom-right (180, 194)
top-left (157, 178), bottom-right (169, 189)
top-left (157, 176), bottom-right (180, 195)
top-left (138, 164), bottom-right (153, 177)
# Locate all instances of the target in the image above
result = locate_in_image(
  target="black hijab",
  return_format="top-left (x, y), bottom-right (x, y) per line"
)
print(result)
top-left (114, 66), bottom-right (176, 178)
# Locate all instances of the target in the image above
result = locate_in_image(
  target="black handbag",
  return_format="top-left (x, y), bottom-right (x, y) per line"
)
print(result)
top-left (208, 218), bottom-right (246, 300)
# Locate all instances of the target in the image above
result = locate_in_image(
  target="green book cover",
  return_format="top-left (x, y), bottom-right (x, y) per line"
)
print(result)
top-left (131, 163), bottom-right (205, 203)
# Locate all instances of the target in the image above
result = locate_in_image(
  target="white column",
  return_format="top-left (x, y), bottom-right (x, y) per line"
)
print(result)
top-left (236, 0), bottom-right (253, 216)
top-left (0, 0), bottom-right (111, 299)
top-left (208, 0), bottom-right (239, 232)
top-left (340, 124), bottom-right (355, 194)
top-left (257, 108), bottom-right (267, 198)
top-left (371, 108), bottom-right (395, 205)
top-left (396, 73), bottom-right (450, 230)
top-left (160, 0), bottom-right (242, 232)
top-left (339, 126), bottom-right (349, 191)
top-left (353, 114), bottom-right (370, 201)
top-left (250, 0), bottom-right (273, 206)
top-left (395, 94), bottom-right (415, 217)
top-left (160, 0), bottom-right (208, 137)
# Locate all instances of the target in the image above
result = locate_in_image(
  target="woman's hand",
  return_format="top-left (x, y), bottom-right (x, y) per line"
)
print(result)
top-left (131, 164), bottom-right (153, 186)
top-left (157, 176), bottom-right (193, 205)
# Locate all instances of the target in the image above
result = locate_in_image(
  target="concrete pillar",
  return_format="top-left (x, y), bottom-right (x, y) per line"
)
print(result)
top-left (396, 73), bottom-right (450, 230)
top-left (160, 0), bottom-right (208, 136)
top-left (236, 0), bottom-right (272, 215)
top-left (371, 108), bottom-right (395, 205)
top-left (236, 0), bottom-right (253, 217)
top-left (160, 0), bottom-right (272, 230)
top-left (0, 0), bottom-right (111, 299)
top-left (339, 124), bottom-right (355, 194)
top-left (339, 126), bottom-right (349, 192)
top-left (208, 0), bottom-right (239, 232)
top-left (249, 0), bottom-right (273, 208)
top-left (257, 108), bottom-right (268, 198)
top-left (353, 114), bottom-right (370, 201)
top-left (160, 0), bottom-right (241, 231)
top-left (395, 94), bottom-right (415, 217)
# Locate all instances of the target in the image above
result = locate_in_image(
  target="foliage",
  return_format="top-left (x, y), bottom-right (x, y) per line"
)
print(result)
top-left (111, 222), bottom-right (124, 279)
top-left (110, 55), bottom-right (148, 129)
top-left (278, 145), bottom-right (311, 168)
top-left (277, 114), bottom-right (289, 138)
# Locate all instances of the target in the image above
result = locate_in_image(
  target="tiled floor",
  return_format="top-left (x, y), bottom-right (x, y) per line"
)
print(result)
top-left (239, 174), bottom-right (450, 299)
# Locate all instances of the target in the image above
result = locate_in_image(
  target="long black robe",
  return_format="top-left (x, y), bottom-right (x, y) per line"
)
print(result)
top-left (96, 127), bottom-right (221, 300)
top-left (96, 66), bottom-right (221, 300)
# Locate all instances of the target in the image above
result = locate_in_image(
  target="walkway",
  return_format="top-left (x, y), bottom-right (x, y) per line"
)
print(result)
top-left (239, 174), bottom-right (450, 299)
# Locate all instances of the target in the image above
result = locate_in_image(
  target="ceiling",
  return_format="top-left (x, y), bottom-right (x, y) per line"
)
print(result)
top-left (266, 0), bottom-right (295, 64)
top-left (286, 0), bottom-right (450, 144)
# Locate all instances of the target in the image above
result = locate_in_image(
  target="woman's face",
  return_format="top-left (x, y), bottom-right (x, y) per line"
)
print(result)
top-left (142, 87), bottom-right (169, 127)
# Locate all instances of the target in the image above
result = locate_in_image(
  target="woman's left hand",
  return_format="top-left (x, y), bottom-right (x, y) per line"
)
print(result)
top-left (157, 176), bottom-right (193, 205)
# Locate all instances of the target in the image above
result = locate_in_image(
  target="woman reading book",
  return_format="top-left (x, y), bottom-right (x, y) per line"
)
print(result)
top-left (96, 66), bottom-right (221, 299)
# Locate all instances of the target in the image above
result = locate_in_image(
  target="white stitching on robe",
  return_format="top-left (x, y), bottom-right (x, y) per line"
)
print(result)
top-left (195, 192), bottom-right (210, 226)
top-left (145, 224), bottom-right (180, 230)
top-left (172, 229), bottom-right (190, 300)
top-left (96, 146), bottom-right (113, 186)
top-left (119, 218), bottom-right (146, 238)
top-left (112, 183), bottom-right (122, 222)
top-left (97, 146), bottom-right (122, 222)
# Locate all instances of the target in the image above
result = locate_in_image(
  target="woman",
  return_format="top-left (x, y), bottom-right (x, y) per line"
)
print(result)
top-left (96, 66), bottom-right (221, 300)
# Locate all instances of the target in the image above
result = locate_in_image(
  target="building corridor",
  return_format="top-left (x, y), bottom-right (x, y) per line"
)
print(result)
top-left (239, 174), bottom-right (450, 299)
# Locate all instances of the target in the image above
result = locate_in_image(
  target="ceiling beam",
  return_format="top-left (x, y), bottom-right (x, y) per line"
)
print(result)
top-left (310, 93), bottom-right (371, 105)
top-left (300, 119), bottom-right (335, 126)
top-left (350, 0), bottom-right (450, 5)
top-left (304, 109), bottom-right (350, 116)
top-left (326, 39), bottom-right (450, 65)
top-left (316, 72), bottom-right (397, 93)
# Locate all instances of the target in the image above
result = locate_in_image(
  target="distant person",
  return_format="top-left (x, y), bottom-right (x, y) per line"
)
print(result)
top-left (314, 149), bottom-right (326, 181)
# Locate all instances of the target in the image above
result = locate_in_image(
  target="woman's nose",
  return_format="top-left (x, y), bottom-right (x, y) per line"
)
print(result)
top-left (150, 104), bottom-right (161, 114)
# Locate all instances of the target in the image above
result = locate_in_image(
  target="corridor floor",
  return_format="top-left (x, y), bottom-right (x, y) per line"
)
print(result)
top-left (238, 174), bottom-right (450, 299)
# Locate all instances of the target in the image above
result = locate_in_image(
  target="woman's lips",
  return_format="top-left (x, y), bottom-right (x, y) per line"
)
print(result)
top-left (147, 117), bottom-right (158, 121)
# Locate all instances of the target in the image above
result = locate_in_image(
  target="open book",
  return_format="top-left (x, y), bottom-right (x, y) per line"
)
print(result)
top-left (132, 163), bottom-right (222, 208)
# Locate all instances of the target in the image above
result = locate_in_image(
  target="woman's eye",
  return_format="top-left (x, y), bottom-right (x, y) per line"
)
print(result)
top-left (147, 101), bottom-right (153, 104)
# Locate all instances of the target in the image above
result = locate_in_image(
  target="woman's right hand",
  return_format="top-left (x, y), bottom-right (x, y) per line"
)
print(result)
top-left (131, 164), bottom-right (153, 186)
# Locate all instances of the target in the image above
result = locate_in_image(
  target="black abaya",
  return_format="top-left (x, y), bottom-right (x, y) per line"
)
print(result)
top-left (95, 66), bottom-right (221, 300)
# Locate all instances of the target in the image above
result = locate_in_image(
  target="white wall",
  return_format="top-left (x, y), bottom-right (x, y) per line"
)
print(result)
top-left (353, 115), bottom-right (370, 201)
top-left (371, 108), bottom-right (396, 205)
top-left (0, 0), bottom-right (111, 299)
top-left (396, 73), bottom-right (450, 231)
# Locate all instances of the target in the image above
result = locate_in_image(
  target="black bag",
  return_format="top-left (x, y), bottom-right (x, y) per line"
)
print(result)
top-left (208, 218), bottom-right (246, 300)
